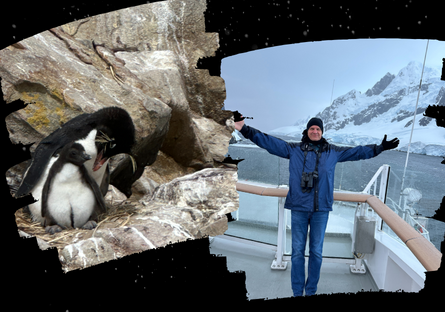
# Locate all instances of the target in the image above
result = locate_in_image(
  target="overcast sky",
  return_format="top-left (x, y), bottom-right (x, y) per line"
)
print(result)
top-left (221, 39), bottom-right (445, 132)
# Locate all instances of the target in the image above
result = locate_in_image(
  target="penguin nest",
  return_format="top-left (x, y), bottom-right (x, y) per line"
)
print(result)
top-left (14, 200), bottom-right (139, 251)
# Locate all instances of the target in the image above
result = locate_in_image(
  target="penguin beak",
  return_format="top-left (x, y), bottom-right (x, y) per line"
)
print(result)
top-left (93, 149), bottom-right (108, 172)
top-left (83, 152), bottom-right (92, 161)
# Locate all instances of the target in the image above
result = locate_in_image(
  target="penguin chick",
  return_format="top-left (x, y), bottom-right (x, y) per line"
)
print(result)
top-left (41, 142), bottom-right (107, 235)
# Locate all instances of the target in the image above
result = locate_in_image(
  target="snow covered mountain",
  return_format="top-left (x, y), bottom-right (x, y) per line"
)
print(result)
top-left (270, 61), bottom-right (445, 156)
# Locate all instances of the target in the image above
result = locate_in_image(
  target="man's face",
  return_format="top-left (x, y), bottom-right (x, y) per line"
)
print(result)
top-left (308, 125), bottom-right (322, 141)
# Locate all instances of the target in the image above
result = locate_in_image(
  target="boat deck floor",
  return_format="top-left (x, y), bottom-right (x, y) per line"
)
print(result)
top-left (209, 235), bottom-right (379, 300)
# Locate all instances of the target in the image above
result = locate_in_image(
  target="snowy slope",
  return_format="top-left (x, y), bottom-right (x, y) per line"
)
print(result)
top-left (269, 61), bottom-right (445, 156)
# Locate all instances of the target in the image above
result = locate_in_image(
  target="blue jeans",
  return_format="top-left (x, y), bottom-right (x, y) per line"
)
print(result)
top-left (291, 210), bottom-right (329, 296)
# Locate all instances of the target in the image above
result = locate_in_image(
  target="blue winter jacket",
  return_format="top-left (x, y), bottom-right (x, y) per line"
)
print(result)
top-left (240, 125), bottom-right (384, 212)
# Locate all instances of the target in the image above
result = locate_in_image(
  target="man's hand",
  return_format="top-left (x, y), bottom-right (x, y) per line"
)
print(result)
top-left (233, 111), bottom-right (246, 131)
top-left (233, 111), bottom-right (253, 131)
top-left (382, 135), bottom-right (399, 150)
top-left (234, 117), bottom-right (245, 131)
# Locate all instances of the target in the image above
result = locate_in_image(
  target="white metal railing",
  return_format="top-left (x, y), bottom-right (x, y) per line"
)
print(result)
top-left (361, 164), bottom-right (430, 241)
top-left (271, 165), bottom-right (392, 271)
top-left (386, 197), bottom-right (430, 241)
top-left (362, 164), bottom-right (390, 201)
top-left (355, 164), bottom-right (390, 233)
top-left (350, 165), bottom-right (390, 273)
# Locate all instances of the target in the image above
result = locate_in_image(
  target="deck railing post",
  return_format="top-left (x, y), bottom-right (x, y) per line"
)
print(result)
top-left (379, 165), bottom-right (390, 203)
top-left (271, 197), bottom-right (288, 270)
top-left (376, 165), bottom-right (390, 231)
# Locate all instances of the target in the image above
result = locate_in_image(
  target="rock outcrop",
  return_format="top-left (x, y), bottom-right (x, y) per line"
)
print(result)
top-left (16, 168), bottom-right (238, 272)
top-left (2, 0), bottom-right (234, 193)
top-left (3, 0), bottom-right (238, 272)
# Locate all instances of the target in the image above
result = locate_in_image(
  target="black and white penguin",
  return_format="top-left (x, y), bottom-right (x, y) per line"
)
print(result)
top-left (15, 106), bottom-right (136, 224)
top-left (41, 141), bottom-right (107, 234)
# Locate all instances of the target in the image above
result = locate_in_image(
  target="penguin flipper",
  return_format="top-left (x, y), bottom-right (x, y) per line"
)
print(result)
top-left (100, 163), bottom-right (110, 197)
top-left (40, 158), bottom-right (56, 226)
top-left (80, 164), bottom-right (107, 215)
top-left (15, 142), bottom-right (63, 198)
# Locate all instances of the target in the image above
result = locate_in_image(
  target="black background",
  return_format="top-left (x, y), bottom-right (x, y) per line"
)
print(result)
top-left (2, 0), bottom-right (444, 308)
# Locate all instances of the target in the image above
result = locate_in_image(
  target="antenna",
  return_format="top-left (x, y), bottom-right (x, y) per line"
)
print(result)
top-left (398, 40), bottom-right (429, 207)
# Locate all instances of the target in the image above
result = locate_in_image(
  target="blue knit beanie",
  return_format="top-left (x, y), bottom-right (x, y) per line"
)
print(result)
top-left (306, 117), bottom-right (323, 133)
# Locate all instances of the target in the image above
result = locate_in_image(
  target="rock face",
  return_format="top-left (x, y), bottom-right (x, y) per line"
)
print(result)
top-left (365, 73), bottom-right (395, 97)
top-left (3, 0), bottom-right (238, 272)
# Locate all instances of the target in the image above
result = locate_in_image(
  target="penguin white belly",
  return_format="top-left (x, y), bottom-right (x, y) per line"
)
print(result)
top-left (28, 156), bottom-right (58, 224)
top-left (47, 163), bottom-right (95, 229)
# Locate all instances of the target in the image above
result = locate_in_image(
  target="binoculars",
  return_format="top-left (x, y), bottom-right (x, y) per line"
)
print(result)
top-left (301, 171), bottom-right (318, 192)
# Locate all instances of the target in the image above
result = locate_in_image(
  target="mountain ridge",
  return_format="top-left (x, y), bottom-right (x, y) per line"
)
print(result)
top-left (269, 61), bottom-right (445, 156)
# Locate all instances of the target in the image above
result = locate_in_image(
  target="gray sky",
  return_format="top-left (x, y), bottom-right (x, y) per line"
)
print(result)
top-left (221, 39), bottom-right (445, 132)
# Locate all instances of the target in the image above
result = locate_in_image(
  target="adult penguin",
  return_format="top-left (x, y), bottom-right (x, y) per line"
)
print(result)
top-left (15, 106), bottom-right (136, 224)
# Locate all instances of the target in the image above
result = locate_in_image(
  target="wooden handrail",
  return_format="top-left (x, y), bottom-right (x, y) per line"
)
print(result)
top-left (365, 196), bottom-right (442, 272)
top-left (236, 182), bottom-right (372, 202)
top-left (236, 181), bottom-right (289, 197)
top-left (236, 181), bottom-right (442, 272)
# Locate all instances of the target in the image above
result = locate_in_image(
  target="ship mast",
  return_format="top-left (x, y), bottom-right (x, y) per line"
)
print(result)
top-left (398, 40), bottom-right (430, 207)
top-left (330, 79), bottom-right (335, 105)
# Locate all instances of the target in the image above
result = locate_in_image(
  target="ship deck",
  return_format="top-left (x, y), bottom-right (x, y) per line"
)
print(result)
top-left (209, 226), bottom-right (379, 300)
